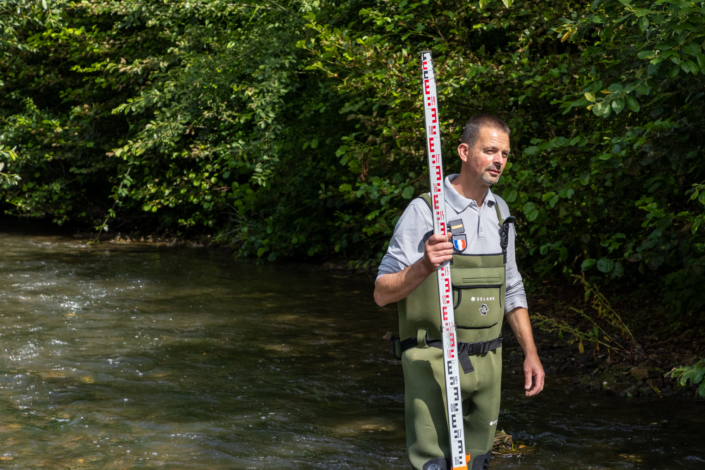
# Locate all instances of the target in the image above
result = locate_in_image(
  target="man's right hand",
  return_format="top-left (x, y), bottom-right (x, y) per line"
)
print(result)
top-left (374, 231), bottom-right (454, 307)
top-left (421, 232), bottom-right (454, 274)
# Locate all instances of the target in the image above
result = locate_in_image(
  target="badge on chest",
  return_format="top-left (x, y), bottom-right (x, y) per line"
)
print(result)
top-left (452, 234), bottom-right (467, 251)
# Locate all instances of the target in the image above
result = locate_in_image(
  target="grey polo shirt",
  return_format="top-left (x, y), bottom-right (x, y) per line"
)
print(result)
top-left (377, 174), bottom-right (528, 314)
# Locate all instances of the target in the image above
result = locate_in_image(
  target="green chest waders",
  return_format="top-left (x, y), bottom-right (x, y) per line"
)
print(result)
top-left (396, 194), bottom-right (514, 470)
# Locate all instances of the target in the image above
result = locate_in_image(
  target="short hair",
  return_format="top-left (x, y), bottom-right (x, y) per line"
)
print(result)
top-left (460, 114), bottom-right (511, 148)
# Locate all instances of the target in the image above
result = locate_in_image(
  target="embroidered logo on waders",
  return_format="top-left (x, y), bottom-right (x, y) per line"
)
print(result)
top-left (479, 303), bottom-right (489, 316)
top-left (452, 234), bottom-right (467, 251)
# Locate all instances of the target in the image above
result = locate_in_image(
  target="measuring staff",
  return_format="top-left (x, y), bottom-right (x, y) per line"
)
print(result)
top-left (374, 106), bottom-right (545, 469)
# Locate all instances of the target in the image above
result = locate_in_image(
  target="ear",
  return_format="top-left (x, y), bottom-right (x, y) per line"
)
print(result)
top-left (457, 143), bottom-right (469, 162)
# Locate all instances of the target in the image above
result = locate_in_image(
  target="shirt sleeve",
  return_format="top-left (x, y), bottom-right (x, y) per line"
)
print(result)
top-left (376, 198), bottom-right (433, 281)
top-left (495, 197), bottom-right (528, 314)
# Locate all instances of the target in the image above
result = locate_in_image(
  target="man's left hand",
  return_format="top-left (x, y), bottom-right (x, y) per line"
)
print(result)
top-left (523, 353), bottom-right (545, 397)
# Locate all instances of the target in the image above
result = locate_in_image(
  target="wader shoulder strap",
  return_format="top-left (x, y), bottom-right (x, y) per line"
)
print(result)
top-left (416, 194), bottom-right (434, 243)
top-left (417, 193), bottom-right (433, 212)
top-left (495, 199), bottom-right (517, 263)
top-left (494, 202), bottom-right (504, 227)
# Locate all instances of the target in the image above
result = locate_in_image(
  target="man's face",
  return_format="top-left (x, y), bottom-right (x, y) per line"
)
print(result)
top-left (458, 126), bottom-right (510, 186)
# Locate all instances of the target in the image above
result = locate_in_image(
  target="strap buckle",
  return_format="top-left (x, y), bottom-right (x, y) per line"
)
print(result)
top-left (391, 336), bottom-right (401, 360)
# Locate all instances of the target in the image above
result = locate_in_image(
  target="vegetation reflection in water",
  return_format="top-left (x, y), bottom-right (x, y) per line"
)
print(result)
top-left (0, 231), bottom-right (703, 469)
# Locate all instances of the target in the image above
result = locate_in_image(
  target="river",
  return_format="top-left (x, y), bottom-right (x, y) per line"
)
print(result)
top-left (0, 227), bottom-right (703, 468)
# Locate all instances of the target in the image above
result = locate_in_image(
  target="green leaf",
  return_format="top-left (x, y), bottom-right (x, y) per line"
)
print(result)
top-left (626, 95), bottom-right (640, 112)
top-left (611, 261), bottom-right (625, 278)
top-left (696, 54), bottom-right (705, 71)
top-left (639, 16), bottom-right (649, 31)
top-left (637, 50), bottom-right (654, 59)
top-left (611, 98), bottom-right (625, 114)
top-left (502, 187), bottom-right (518, 203)
top-left (681, 60), bottom-right (699, 75)
top-left (634, 82), bottom-right (651, 95)
top-left (523, 146), bottom-right (540, 156)
top-left (541, 191), bottom-right (556, 202)
top-left (592, 101), bottom-right (611, 118)
top-left (694, 369), bottom-right (705, 384)
top-left (581, 259), bottom-right (596, 270)
top-left (596, 258), bottom-right (615, 273)
top-left (669, 63), bottom-right (680, 78)
top-left (501, 0), bottom-right (513, 7)
top-left (569, 97), bottom-right (589, 109)
top-left (401, 186), bottom-right (414, 199)
top-left (523, 201), bottom-right (539, 222)
top-left (682, 43), bottom-right (701, 57)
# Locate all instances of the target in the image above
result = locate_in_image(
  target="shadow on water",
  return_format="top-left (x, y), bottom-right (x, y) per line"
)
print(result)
top-left (0, 227), bottom-right (703, 468)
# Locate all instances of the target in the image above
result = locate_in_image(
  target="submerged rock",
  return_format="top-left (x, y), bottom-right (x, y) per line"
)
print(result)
top-left (492, 430), bottom-right (535, 457)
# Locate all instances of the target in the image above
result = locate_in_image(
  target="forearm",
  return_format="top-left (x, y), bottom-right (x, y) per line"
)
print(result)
top-left (374, 259), bottom-right (433, 307)
top-left (506, 306), bottom-right (545, 396)
top-left (505, 307), bottom-right (538, 356)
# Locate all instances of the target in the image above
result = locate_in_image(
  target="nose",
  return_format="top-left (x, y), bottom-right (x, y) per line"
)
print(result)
top-left (492, 152), bottom-right (503, 167)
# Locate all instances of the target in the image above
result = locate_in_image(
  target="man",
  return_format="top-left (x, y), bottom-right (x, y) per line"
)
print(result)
top-left (374, 114), bottom-right (544, 470)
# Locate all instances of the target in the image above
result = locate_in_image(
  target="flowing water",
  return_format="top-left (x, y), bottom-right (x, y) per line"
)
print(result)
top-left (0, 226), bottom-right (703, 469)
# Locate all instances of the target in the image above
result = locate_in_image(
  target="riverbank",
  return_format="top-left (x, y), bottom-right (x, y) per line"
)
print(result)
top-left (511, 282), bottom-right (705, 400)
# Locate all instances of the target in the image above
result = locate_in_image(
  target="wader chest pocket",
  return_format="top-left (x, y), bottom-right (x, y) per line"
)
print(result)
top-left (451, 266), bottom-right (505, 329)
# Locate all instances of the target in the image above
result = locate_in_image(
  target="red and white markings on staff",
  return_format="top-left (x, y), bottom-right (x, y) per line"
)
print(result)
top-left (421, 51), bottom-right (468, 470)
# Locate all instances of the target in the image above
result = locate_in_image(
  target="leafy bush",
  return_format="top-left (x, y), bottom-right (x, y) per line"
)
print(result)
top-left (670, 359), bottom-right (705, 398)
top-left (1, 0), bottom-right (704, 314)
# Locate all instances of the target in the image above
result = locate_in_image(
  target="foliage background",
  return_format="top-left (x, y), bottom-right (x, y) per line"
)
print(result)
top-left (1, 0), bottom-right (704, 315)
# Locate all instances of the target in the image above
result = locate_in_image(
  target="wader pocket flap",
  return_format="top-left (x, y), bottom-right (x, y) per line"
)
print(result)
top-left (451, 267), bottom-right (505, 287)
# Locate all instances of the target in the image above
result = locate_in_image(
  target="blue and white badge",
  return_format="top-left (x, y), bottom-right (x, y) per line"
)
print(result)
top-left (452, 234), bottom-right (467, 251)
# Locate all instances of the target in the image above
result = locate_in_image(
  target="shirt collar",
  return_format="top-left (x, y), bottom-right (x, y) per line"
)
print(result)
top-left (444, 174), bottom-right (496, 213)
